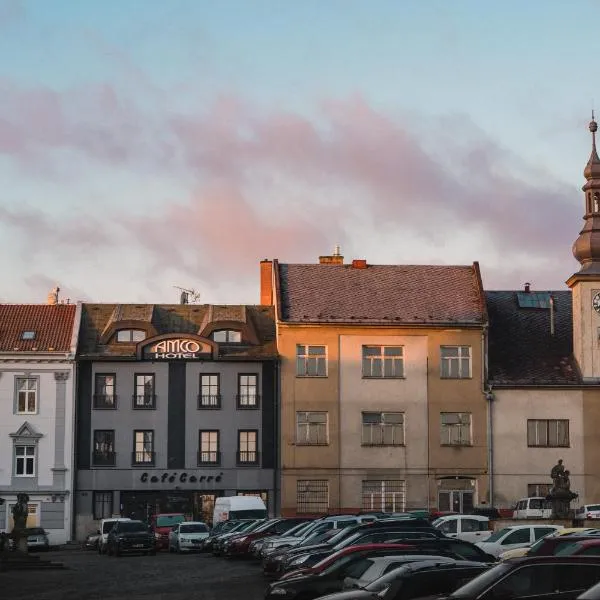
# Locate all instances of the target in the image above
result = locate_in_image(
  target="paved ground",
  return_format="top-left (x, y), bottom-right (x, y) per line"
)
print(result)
top-left (1, 548), bottom-right (268, 600)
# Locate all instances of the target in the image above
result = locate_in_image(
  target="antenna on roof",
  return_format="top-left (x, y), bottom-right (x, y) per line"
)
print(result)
top-left (173, 286), bottom-right (201, 305)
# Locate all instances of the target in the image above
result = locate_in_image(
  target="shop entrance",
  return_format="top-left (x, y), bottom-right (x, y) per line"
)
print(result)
top-left (437, 477), bottom-right (476, 513)
top-left (120, 491), bottom-right (219, 524)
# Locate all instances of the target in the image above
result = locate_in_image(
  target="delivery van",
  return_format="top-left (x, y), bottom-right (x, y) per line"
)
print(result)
top-left (212, 496), bottom-right (267, 526)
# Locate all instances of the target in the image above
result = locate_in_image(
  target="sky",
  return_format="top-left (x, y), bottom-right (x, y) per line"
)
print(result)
top-left (1, 0), bottom-right (599, 305)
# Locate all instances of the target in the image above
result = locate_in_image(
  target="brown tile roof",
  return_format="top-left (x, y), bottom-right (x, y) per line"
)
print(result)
top-left (277, 263), bottom-right (486, 325)
top-left (78, 303), bottom-right (276, 360)
top-left (0, 304), bottom-right (77, 353)
top-left (486, 291), bottom-right (580, 386)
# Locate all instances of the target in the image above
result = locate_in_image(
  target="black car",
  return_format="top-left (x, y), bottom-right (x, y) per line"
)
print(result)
top-left (315, 561), bottom-right (491, 600)
top-left (106, 520), bottom-right (155, 556)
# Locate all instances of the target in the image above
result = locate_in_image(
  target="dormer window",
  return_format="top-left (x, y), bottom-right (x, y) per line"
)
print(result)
top-left (21, 331), bottom-right (35, 340)
top-left (116, 329), bottom-right (146, 343)
top-left (212, 330), bottom-right (242, 343)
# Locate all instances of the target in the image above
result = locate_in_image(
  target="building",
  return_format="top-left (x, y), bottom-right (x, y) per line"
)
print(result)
top-left (261, 253), bottom-right (489, 515)
top-left (74, 302), bottom-right (277, 540)
top-left (0, 300), bottom-right (80, 545)
top-left (487, 116), bottom-right (600, 508)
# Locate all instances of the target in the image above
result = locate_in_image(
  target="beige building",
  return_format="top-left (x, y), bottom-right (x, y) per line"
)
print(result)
top-left (261, 254), bottom-right (489, 515)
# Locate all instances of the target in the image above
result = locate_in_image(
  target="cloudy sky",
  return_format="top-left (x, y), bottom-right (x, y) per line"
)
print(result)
top-left (0, 0), bottom-right (598, 304)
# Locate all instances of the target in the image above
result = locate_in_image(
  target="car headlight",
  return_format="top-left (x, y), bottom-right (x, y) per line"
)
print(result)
top-left (289, 555), bottom-right (309, 566)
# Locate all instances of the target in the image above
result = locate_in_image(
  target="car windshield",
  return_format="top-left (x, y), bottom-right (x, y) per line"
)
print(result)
top-left (288, 522), bottom-right (313, 537)
top-left (554, 542), bottom-right (586, 556)
top-left (156, 515), bottom-right (186, 527)
top-left (118, 522), bottom-right (148, 533)
top-left (483, 528), bottom-right (512, 543)
top-left (449, 564), bottom-right (511, 598)
top-left (527, 537), bottom-right (547, 553)
top-left (327, 523), bottom-right (359, 545)
top-left (587, 505), bottom-right (600, 512)
top-left (180, 524), bottom-right (208, 533)
top-left (103, 521), bottom-right (120, 533)
top-left (25, 528), bottom-right (45, 536)
top-left (364, 565), bottom-right (411, 591)
top-left (431, 518), bottom-right (443, 527)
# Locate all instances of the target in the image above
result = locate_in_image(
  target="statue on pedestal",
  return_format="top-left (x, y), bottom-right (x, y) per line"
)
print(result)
top-left (11, 493), bottom-right (29, 553)
top-left (547, 460), bottom-right (578, 518)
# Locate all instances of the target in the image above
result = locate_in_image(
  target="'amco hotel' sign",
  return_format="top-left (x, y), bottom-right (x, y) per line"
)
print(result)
top-left (144, 338), bottom-right (213, 360)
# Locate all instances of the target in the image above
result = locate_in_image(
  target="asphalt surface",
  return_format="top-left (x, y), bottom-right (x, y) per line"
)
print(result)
top-left (1, 547), bottom-right (268, 600)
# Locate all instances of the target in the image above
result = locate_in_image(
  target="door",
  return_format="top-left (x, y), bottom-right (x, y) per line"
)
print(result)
top-left (438, 490), bottom-right (474, 513)
top-left (459, 518), bottom-right (489, 543)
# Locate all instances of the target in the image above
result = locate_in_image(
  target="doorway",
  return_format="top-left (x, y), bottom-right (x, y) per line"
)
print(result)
top-left (438, 490), bottom-right (474, 513)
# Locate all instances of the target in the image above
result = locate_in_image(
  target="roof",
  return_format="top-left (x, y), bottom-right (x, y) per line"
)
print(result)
top-left (78, 303), bottom-right (276, 360)
top-left (277, 263), bottom-right (486, 325)
top-left (0, 304), bottom-right (77, 353)
top-left (486, 291), bottom-right (580, 386)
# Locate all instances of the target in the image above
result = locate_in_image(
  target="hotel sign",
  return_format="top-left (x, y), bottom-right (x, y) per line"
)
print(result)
top-left (145, 338), bottom-right (212, 360)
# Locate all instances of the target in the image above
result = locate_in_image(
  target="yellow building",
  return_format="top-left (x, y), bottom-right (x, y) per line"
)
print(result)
top-left (260, 252), bottom-right (489, 515)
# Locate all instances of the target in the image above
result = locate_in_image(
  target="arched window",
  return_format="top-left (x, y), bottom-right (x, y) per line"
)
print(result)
top-left (212, 330), bottom-right (242, 343)
top-left (116, 329), bottom-right (146, 343)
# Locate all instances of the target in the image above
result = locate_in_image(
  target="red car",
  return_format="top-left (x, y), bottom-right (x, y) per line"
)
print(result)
top-left (150, 513), bottom-right (187, 550)
top-left (555, 539), bottom-right (600, 557)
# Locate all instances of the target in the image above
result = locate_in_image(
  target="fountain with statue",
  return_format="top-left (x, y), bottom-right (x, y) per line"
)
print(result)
top-left (546, 459), bottom-right (578, 519)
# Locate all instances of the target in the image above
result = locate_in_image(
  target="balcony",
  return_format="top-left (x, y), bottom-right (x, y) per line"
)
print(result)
top-left (132, 451), bottom-right (156, 466)
top-left (236, 394), bottom-right (260, 409)
top-left (93, 394), bottom-right (117, 409)
top-left (197, 451), bottom-right (221, 466)
top-left (236, 450), bottom-right (260, 466)
top-left (92, 451), bottom-right (116, 467)
top-left (197, 394), bottom-right (221, 409)
top-left (132, 394), bottom-right (156, 409)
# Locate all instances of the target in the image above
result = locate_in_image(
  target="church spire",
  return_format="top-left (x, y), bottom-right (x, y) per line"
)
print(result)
top-left (584, 112), bottom-right (600, 180)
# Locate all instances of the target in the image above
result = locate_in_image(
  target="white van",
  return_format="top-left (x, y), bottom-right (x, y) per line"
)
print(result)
top-left (97, 517), bottom-right (131, 554)
top-left (212, 496), bottom-right (267, 526)
top-left (513, 497), bottom-right (552, 519)
top-left (432, 515), bottom-right (492, 543)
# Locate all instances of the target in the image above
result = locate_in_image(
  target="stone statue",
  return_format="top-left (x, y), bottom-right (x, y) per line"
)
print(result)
top-left (547, 460), bottom-right (578, 518)
top-left (11, 493), bottom-right (29, 552)
top-left (550, 459), bottom-right (565, 490)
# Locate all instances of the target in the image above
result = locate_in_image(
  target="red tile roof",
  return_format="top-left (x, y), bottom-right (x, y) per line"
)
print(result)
top-left (0, 304), bottom-right (78, 353)
top-left (277, 263), bottom-right (486, 325)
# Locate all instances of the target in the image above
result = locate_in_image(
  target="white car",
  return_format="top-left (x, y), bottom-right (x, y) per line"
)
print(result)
top-left (168, 521), bottom-right (210, 552)
top-left (575, 504), bottom-right (600, 520)
top-left (475, 524), bottom-right (562, 558)
top-left (432, 515), bottom-right (493, 543)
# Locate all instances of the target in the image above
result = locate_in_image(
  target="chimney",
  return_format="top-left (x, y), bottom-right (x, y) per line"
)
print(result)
top-left (260, 260), bottom-right (274, 306)
top-left (47, 286), bottom-right (60, 305)
top-left (351, 259), bottom-right (368, 269)
top-left (319, 244), bottom-right (344, 265)
top-left (524, 282), bottom-right (531, 293)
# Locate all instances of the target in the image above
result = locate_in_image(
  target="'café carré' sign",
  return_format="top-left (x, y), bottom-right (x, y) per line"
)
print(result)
top-left (144, 338), bottom-right (213, 360)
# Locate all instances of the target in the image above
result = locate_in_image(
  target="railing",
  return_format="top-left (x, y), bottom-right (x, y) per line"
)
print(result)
top-left (236, 394), bottom-right (261, 409)
top-left (132, 451), bottom-right (156, 466)
top-left (237, 450), bottom-right (259, 465)
top-left (197, 451), bottom-right (221, 465)
top-left (93, 394), bottom-right (117, 409)
top-left (132, 394), bottom-right (156, 409)
top-left (197, 394), bottom-right (221, 409)
top-left (92, 451), bottom-right (116, 467)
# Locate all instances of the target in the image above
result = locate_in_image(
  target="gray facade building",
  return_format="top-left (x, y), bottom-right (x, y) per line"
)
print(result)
top-left (74, 303), bottom-right (277, 540)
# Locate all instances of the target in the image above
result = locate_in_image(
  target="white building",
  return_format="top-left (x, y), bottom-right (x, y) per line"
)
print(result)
top-left (0, 300), bottom-right (80, 545)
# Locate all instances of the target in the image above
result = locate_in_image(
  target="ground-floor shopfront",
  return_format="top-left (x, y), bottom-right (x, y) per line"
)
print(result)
top-left (74, 467), bottom-right (276, 540)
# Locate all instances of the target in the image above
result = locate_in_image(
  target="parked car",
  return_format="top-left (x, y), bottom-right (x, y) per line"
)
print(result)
top-left (575, 504), bottom-right (600, 520)
top-left (168, 521), bottom-right (210, 553)
top-left (444, 556), bottom-right (600, 600)
top-left (555, 539), bottom-right (600, 556)
top-left (7, 527), bottom-right (50, 552)
top-left (106, 519), bottom-right (156, 556)
top-left (98, 517), bottom-right (131, 554)
top-left (432, 515), bottom-right (492, 543)
top-left (513, 496), bottom-right (552, 519)
top-left (203, 519), bottom-right (257, 552)
top-left (150, 513), bottom-right (187, 551)
top-left (213, 495), bottom-right (267, 526)
top-left (499, 529), bottom-right (599, 560)
top-left (250, 519), bottom-right (313, 558)
top-left (475, 524), bottom-right (562, 558)
top-left (224, 518), bottom-right (309, 557)
top-left (315, 560), bottom-right (491, 600)
top-left (83, 531), bottom-right (101, 550)
top-left (213, 519), bottom-right (265, 555)
top-left (578, 579), bottom-right (600, 600)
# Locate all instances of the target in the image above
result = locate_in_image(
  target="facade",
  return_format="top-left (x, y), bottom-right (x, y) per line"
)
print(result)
top-left (74, 303), bottom-right (277, 540)
top-left (0, 301), bottom-right (80, 545)
top-left (261, 254), bottom-right (489, 516)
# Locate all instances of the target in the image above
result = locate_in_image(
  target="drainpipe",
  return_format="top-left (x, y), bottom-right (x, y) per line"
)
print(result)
top-left (482, 325), bottom-right (494, 506)
top-left (274, 360), bottom-right (280, 517)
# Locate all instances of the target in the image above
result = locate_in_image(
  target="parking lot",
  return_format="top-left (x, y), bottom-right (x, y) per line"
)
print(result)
top-left (1, 548), bottom-right (267, 600)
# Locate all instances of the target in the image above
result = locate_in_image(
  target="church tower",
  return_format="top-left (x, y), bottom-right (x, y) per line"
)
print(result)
top-left (567, 114), bottom-right (600, 379)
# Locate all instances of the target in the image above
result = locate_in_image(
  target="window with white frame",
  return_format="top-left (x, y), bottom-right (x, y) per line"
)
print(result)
top-left (133, 430), bottom-right (154, 465)
top-left (16, 378), bottom-right (37, 414)
top-left (296, 411), bottom-right (328, 445)
top-left (237, 374), bottom-right (259, 407)
top-left (14, 445), bottom-right (36, 477)
top-left (296, 345), bottom-right (327, 377)
top-left (199, 430), bottom-right (220, 464)
top-left (297, 480), bottom-right (329, 514)
top-left (237, 430), bottom-right (258, 464)
top-left (527, 419), bottom-right (569, 447)
top-left (362, 346), bottom-right (404, 378)
top-left (362, 480), bottom-right (406, 513)
top-left (440, 346), bottom-right (472, 378)
top-left (93, 491), bottom-right (113, 520)
top-left (440, 412), bottom-right (472, 445)
top-left (212, 330), bottom-right (242, 343)
top-left (361, 412), bottom-right (405, 445)
top-left (198, 374), bottom-right (220, 408)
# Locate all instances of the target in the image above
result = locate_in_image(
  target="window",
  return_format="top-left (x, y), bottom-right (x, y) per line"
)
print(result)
top-left (527, 419), bottom-right (569, 447)
top-left (94, 374), bottom-right (116, 409)
top-left (16, 378), bottom-right (37, 414)
top-left (93, 430), bottom-right (115, 466)
top-left (438, 520), bottom-right (458, 534)
top-left (296, 411), bottom-right (328, 445)
top-left (133, 374), bottom-right (156, 409)
top-left (440, 412), bottom-right (472, 445)
top-left (502, 528), bottom-right (531, 545)
top-left (116, 329), bottom-right (146, 342)
top-left (237, 374), bottom-right (259, 408)
top-left (237, 430), bottom-right (258, 464)
top-left (362, 346), bottom-right (404, 378)
top-left (440, 346), bottom-right (471, 378)
top-left (297, 480), bottom-right (329, 514)
top-left (21, 331), bottom-right (35, 340)
top-left (362, 480), bottom-right (406, 513)
top-left (93, 491), bottom-right (113, 520)
top-left (296, 345), bottom-right (327, 377)
top-left (462, 519), bottom-right (486, 533)
top-left (528, 483), bottom-right (552, 497)
top-left (198, 374), bottom-right (221, 408)
top-left (133, 430), bottom-right (154, 465)
top-left (361, 412), bottom-right (404, 445)
top-left (14, 446), bottom-right (36, 477)
top-left (212, 330), bottom-right (242, 343)
top-left (199, 430), bottom-right (220, 464)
